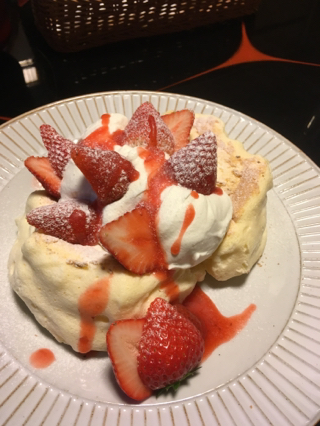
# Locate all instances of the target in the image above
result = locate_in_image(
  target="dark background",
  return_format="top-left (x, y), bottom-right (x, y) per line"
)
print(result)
top-left (0, 0), bottom-right (319, 167)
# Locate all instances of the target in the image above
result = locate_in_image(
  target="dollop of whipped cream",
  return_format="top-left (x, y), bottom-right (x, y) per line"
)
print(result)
top-left (158, 186), bottom-right (232, 269)
top-left (59, 113), bottom-right (233, 270)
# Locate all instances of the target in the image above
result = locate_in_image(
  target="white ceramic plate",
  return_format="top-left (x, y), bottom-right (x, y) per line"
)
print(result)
top-left (0, 91), bottom-right (320, 426)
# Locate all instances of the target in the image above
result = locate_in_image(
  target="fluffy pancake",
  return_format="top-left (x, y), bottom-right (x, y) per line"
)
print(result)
top-left (190, 114), bottom-right (273, 281)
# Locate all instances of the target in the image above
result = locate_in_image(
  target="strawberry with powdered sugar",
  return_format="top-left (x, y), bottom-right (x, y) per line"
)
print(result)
top-left (71, 146), bottom-right (139, 206)
top-left (25, 124), bottom-right (74, 199)
top-left (27, 200), bottom-right (101, 245)
top-left (40, 124), bottom-right (74, 179)
top-left (163, 131), bottom-right (218, 195)
top-left (122, 102), bottom-right (175, 155)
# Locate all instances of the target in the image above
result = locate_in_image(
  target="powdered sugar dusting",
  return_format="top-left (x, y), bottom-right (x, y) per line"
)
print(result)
top-left (27, 199), bottom-right (101, 245)
top-left (122, 102), bottom-right (174, 155)
top-left (40, 124), bottom-right (74, 178)
top-left (71, 146), bottom-right (138, 206)
top-left (231, 158), bottom-right (263, 220)
top-left (166, 131), bottom-right (217, 195)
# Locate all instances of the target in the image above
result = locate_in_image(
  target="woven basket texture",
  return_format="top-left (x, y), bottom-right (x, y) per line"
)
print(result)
top-left (31, 0), bottom-right (261, 52)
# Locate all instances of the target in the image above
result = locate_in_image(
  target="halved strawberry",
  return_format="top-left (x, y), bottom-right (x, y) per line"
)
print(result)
top-left (122, 102), bottom-right (175, 155)
top-left (40, 124), bottom-right (74, 178)
top-left (106, 318), bottom-right (152, 401)
top-left (71, 146), bottom-right (139, 206)
top-left (27, 199), bottom-right (101, 245)
top-left (161, 110), bottom-right (194, 152)
top-left (99, 204), bottom-right (167, 274)
top-left (25, 156), bottom-right (61, 199)
top-left (163, 131), bottom-right (217, 195)
top-left (137, 298), bottom-right (204, 390)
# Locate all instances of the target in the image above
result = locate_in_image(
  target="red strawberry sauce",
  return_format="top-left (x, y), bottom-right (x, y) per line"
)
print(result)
top-left (183, 286), bottom-right (256, 361)
top-left (82, 114), bottom-right (124, 149)
top-left (191, 190), bottom-right (199, 199)
top-left (171, 204), bottom-right (195, 256)
top-left (29, 348), bottom-right (55, 368)
top-left (155, 270), bottom-right (180, 303)
top-left (78, 277), bottom-right (110, 353)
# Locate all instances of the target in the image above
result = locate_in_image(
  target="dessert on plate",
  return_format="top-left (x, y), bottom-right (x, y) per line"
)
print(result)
top-left (8, 101), bottom-right (272, 400)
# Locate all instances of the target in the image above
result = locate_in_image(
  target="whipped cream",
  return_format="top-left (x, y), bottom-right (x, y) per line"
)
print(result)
top-left (158, 186), bottom-right (232, 269)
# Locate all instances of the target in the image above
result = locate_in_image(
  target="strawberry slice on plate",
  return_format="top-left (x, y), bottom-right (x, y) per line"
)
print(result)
top-left (40, 124), bottom-right (74, 178)
top-left (162, 109), bottom-right (194, 152)
top-left (99, 204), bottom-right (167, 274)
top-left (24, 156), bottom-right (61, 199)
top-left (163, 131), bottom-right (217, 195)
top-left (71, 146), bottom-right (139, 206)
top-left (27, 199), bottom-right (101, 245)
top-left (122, 102), bottom-right (175, 155)
top-left (106, 318), bottom-right (152, 401)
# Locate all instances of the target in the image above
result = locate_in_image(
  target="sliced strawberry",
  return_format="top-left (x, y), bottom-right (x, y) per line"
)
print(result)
top-left (71, 146), bottom-right (139, 206)
top-left (25, 156), bottom-right (61, 199)
top-left (99, 205), bottom-right (167, 274)
top-left (163, 131), bottom-right (217, 195)
top-left (161, 110), bottom-right (194, 151)
top-left (27, 199), bottom-right (101, 245)
top-left (137, 298), bottom-right (204, 390)
top-left (40, 124), bottom-right (74, 178)
top-left (106, 318), bottom-right (152, 401)
top-left (122, 102), bottom-right (174, 155)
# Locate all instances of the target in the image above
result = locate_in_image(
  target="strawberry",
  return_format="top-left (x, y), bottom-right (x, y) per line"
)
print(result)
top-left (25, 156), bottom-right (61, 199)
top-left (122, 102), bottom-right (175, 155)
top-left (40, 124), bottom-right (74, 178)
top-left (161, 110), bottom-right (194, 151)
top-left (174, 303), bottom-right (205, 338)
top-left (137, 298), bottom-right (204, 390)
top-left (163, 131), bottom-right (217, 195)
top-left (99, 204), bottom-right (167, 274)
top-left (106, 318), bottom-right (152, 401)
top-left (71, 146), bottom-right (139, 206)
top-left (27, 199), bottom-right (102, 245)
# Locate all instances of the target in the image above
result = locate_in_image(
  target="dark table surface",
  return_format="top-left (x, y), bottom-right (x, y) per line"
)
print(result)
top-left (1, 0), bottom-right (320, 168)
top-left (1, 0), bottom-right (320, 424)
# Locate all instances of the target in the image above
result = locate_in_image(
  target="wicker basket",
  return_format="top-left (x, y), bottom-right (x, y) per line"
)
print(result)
top-left (31, 0), bottom-right (261, 52)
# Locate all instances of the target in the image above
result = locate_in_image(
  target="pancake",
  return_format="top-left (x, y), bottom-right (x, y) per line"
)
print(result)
top-left (190, 114), bottom-right (273, 281)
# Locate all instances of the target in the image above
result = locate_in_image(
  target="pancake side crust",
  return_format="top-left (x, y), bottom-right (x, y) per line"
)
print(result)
top-left (191, 114), bottom-right (273, 281)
